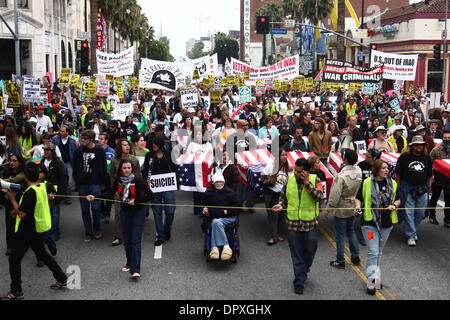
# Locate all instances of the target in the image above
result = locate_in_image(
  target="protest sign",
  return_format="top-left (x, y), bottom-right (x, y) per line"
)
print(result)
top-left (5, 81), bottom-right (21, 108)
top-left (239, 86), bottom-right (252, 104)
top-left (59, 68), bottom-right (71, 86)
top-left (115, 77), bottom-right (123, 88)
top-left (84, 82), bottom-right (97, 98)
top-left (117, 87), bottom-right (124, 99)
top-left (22, 80), bottom-right (41, 104)
top-left (149, 173), bottom-right (178, 193)
top-left (256, 84), bottom-right (266, 96)
top-left (139, 58), bottom-right (185, 91)
top-left (70, 74), bottom-right (80, 86)
top-left (210, 90), bottom-right (221, 104)
top-left (96, 80), bottom-right (110, 97)
top-left (322, 60), bottom-right (384, 83)
top-left (230, 55), bottom-right (300, 81)
top-left (370, 50), bottom-right (418, 81)
top-left (389, 98), bottom-right (401, 113)
top-left (96, 47), bottom-right (135, 77)
top-left (180, 89), bottom-right (199, 108)
top-left (111, 103), bottom-right (134, 121)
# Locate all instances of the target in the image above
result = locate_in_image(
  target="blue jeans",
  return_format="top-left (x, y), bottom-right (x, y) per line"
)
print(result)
top-left (237, 181), bottom-right (251, 207)
top-left (334, 216), bottom-right (359, 263)
top-left (120, 207), bottom-right (146, 274)
top-left (210, 216), bottom-right (237, 248)
top-left (287, 227), bottom-right (319, 289)
top-left (65, 162), bottom-right (73, 200)
top-left (51, 202), bottom-right (60, 237)
top-left (361, 225), bottom-right (393, 288)
top-left (404, 192), bottom-right (427, 239)
top-left (78, 184), bottom-right (102, 238)
top-left (152, 191), bottom-right (176, 241)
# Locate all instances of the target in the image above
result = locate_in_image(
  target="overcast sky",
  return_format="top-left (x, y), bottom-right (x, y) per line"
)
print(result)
top-left (137, 0), bottom-right (240, 60)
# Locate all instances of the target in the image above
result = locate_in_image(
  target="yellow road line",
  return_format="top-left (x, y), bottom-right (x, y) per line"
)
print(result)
top-left (318, 224), bottom-right (387, 300)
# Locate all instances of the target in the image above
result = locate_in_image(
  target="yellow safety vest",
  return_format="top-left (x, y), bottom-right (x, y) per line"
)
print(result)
top-left (362, 177), bottom-right (398, 224)
top-left (286, 174), bottom-right (319, 222)
top-left (15, 184), bottom-right (52, 233)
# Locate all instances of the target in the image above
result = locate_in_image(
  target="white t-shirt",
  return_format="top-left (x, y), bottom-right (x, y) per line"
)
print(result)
top-left (107, 94), bottom-right (120, 107)
top-left (36, 115), bottom-right (53, 134)
top-left (262, 163), bottom-right (289, 193)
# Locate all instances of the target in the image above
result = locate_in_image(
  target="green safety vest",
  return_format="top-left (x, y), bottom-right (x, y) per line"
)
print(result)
top-left (386, 116), bottom-right (394, 129)
top-left (266, 103), bottom-right (276, 116)
top-left (19, 136), bottom-right (33, 159)
top-left (345, 103), bottom-right (357, 116)
top-left (362, 177), bottom-right (398, 224)
top-left (286, 174), bottom-right (319, 222)
top-left (102, 102), bottom-right (111, 115)
top-left (15, 184), bottom-right (52, 233)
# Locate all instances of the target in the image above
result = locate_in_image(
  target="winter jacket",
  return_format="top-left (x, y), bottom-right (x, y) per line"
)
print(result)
top-left (203, 186), bottom-right (241, 219)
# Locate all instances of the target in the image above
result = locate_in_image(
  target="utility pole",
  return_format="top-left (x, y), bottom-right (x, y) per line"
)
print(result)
top-left (14, 0), bottom-right (20, 76)
top-left (442, 0), bottom-right (448, 95)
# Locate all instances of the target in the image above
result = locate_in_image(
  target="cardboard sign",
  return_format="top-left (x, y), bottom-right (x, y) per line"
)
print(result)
top-left (5, 81), bottom-right (21, 108)
top-left (106, 74), bottom-right (114, 83)
top-left (22, 80), bottom-right (41, 103)
top-left (355, 140), bottom-right (367, 154)
top-left (180, 89), bottom-right (199, 108)
top-left (111, 103), bottom-right (133, 121)
top-left (117, 87), bottom-right (124, 99)
top-left (70, 74), bottom-right (80, 85)
top-left (214, 77), bottom-right (222, 90)
top-left (149, 172), bottom-right (178, 193)
top-left (193, 69), bottom-right (200, 80)
top-left (115, 77), bottom-right (123, 88)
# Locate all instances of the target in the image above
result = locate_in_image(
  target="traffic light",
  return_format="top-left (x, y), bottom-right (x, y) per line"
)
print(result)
top-left (80, 40), bottom-right (89, 75)
top-left (433, 44), bottom-right (441, 69)
top-left (370, 44), bottom-right (377, 51)
top-left (21, 42), bottom-right (30, 60)
top-left (256, 16), bottom-right (270, 34)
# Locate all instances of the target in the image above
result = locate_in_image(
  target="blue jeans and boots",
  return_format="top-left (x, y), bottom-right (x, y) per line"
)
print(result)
top-left (64, 162), bottom-right (73, 202)
top-left (361, 225), bottom-right (393, 290)
top-left (120, 207), bottom-right (146, 274)
top-left (334, 216), bottom-right (359, 264)
top-left (51, 202), bottom-right (60, 238)
top-left (152, 191), bottom-right (176, 243)
top-left (78, 184), bottom-right (102, 238)
top-left (210, 217), bottom-right (237, 248)
top-left (287, 227), bottom-right (319, 292)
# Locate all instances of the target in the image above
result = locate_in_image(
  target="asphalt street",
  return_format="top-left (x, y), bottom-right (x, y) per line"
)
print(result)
top-left (0, 191), bottom-right (449, 300)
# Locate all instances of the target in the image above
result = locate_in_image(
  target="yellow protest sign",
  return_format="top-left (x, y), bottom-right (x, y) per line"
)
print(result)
top-left (274, 80), bottom-right (280, 91)
top-left (5, 80), bottom-right (21, 108)
top-left (106, 74), bottom-right (114, 83)
top-left (200, 78), bottom-right (210, 90)
top-left (221, 78), bottom-right (228, 89)
top-left (59, 68), bottom-right (71, 86)
top-left (292, 79), bottom-right (299, 90)
top-left (193, 69), bottom-right (200, 80)
top-left (70, 74), bottom-right (80, 86)
top-left (244, 71), bottom-right (250, 81)
top-left (0, 87), bottom-right (4, 113)
top-left (115, 77), bottom-right (123, 88)
top-left (117, 87), bottom-right (124, 99)
top-left (84, 82), bottom-right (97, 98)
top-left (210, 90), bottom-right (221, 104)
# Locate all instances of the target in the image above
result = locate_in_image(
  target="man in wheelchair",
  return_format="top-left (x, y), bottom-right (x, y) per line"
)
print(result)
top-left (202, 172), bottom-right (240, 261)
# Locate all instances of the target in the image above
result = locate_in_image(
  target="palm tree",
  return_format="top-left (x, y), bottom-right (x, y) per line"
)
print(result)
top-left (301, 0), bottom-right (334, 74)
top-left (255, 2), bottom-right (284, 65)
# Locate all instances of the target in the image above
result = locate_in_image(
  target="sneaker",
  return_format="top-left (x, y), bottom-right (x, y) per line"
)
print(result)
top-left (367, 279), bottom-right (377, 295)
top-left (111, 239), bottom-right (122, 246)
top-left (122, 266), bottom-right (130, 272)
top-left (94, 231), bottom-right (103, 240)
top-left (351, 257), bottom-right (361, 266)
top-left (407, 238), bottom-right (416, 247)
top-left (221, 247), bottom-right (233, 261)
top-left (131, 273), bottom-right (140, 280)
top-left (330, 260), bottom-right (345, 269)
top-left (209, 247), bottom-right (219, 260)
top-left (154, 239), bottom-right (164, 246)
top-left (414, 235), bottom-right (418, 241)
top-left (83, 236), bottom-right (92, 243)
top-left (0, 291), bottom-right (24, 300)
top-left (50, 280), bottom-right (67, 290)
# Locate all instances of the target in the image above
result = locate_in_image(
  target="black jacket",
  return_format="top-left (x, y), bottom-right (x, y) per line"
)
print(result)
top-left (203, 186), bottom-right (241, 219)
top-left (100, 177), bottom-right (153, 211)
top-left (40, 158), bottom-right (68, 199)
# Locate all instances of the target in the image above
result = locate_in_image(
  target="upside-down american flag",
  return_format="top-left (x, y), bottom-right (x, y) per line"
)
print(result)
top-left (177, 152), bottom-right (214, 192)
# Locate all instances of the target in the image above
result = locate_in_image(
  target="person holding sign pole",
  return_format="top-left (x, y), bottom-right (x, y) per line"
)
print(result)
top-left (143, 136), bottom-right (178, 247)
top-left (87, 159), bottom-right (152, 280)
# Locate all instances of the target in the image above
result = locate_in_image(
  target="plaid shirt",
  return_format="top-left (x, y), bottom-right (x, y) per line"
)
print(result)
top-left (279, 176), bottom-right (324, 232)
top-left (430, 144), bottom-right (450, 161)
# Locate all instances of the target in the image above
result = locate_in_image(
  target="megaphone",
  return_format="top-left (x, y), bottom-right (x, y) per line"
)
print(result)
top-left (0, 179), bottom-right (22, 192)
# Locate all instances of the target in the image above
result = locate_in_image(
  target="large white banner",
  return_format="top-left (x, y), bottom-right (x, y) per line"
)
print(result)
top-left (139, 58), bottom-right (186, 91)
top-left (370, 50), bottom-right (418, 81)
top-left (185, 54), bottom-right (219, 79)
top-left (96, 47), bottom-right (135, 77)
top-left (230, 55), bottom-right (300, 81)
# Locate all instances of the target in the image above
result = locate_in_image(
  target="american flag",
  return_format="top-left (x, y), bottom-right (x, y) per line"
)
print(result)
top-left (235, 149), bottom-right (274, 187)
top-left (286, 151), bottom-right (334, 199)
top-left (177, 152), bottom-right (214, 192)
top-left (434, 159), bottom-right (450, 179)
top-left (246, 164), bottom-right (266, 198)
